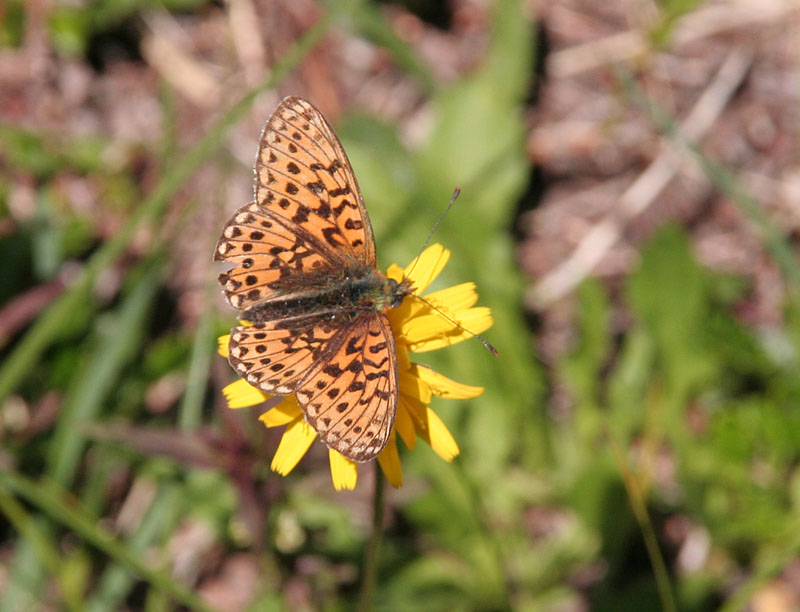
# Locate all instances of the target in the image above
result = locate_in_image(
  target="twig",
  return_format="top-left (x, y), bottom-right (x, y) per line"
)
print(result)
top-left (0, 277), bottom-right (66, 349)
top-left (227, 0), bottom-right (268, 86)
top-left (548, 0), bottom-right (799, 78)
top-left (141, 11), bottom-right (222, 107)
top-left (530, 48), bottom-right (753, 307)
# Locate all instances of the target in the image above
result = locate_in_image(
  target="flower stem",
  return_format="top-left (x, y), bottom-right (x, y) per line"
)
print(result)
top-left (357, 466), bottom-right (385, 612)
top-left (607, 429), bottom-right (676, 612)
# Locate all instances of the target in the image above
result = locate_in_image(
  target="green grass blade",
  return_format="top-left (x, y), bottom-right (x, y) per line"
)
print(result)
top-left (178, 300), bottom-right (217, 430)
top-left (3, 263), bottom-right (162, 611)
top-left (0, 12), bottom-right (333, 405)
top-left (85, 482), bottom-right (184, 612)
top-left (0, 470), bottom-right (223, 612)
top-left (348, 0), bottom-right (435, 92)
top-left (0, 488), bottom-right (83, 612)
top-left (46, 263), bottom-right (162, 485)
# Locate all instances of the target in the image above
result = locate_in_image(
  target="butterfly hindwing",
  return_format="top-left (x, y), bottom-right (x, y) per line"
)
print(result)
top-left (227, 316), bottom-right (339, 395)
top-left (228, 311), bottom-right (399, 463)
top-left (296, 313), bottom-right (398, 462)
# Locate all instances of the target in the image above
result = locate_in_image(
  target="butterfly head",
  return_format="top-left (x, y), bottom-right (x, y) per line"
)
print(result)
top-left (386, 276), bottom-right (414, 309)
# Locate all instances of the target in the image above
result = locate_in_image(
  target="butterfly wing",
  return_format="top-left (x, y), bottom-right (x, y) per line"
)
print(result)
top-left (227, 313), bottom-right (342, 395)
top-left (215, 202), bottom-right (336, 310)
top-left (229, 312), bottom-right (398, 462)
top-left (256, 97), bottom-right (377, 267)
top-left (215, 96), bottom-right (377, 311)
top-left (296, 313), bottom-right (397, 462)
top-left (217, 96), bottom-right (399, 462)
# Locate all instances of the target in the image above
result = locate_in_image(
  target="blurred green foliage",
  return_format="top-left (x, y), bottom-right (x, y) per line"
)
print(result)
top-left (649, 0), bottom-right (705, 46)
top-left (1, 0), bottom-right (207, 55)
top-left (1, 1), bottom-right (800, 611)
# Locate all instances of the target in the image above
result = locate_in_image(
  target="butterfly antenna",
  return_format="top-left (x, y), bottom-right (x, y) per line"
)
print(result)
top-left (401, 186), bottom-right (497, 356)
top-left (411, 294), bottom-right (498, 357)
top-left (404, 186), bottom-right (461, 282)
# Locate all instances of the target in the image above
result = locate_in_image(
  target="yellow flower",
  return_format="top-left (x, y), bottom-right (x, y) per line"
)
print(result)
top-left (218, 244), bottom-right (492, 490)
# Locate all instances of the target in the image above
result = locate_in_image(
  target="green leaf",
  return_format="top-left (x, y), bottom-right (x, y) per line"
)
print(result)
top-left (626, 225), bottom-right (717, 411)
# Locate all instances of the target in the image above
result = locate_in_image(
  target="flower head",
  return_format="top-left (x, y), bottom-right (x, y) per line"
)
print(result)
top-left (218, 244), bottom-right (492, 490)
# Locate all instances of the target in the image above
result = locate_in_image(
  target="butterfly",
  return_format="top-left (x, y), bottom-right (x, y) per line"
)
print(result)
top-left (214, 96), bottom-right (414, 462)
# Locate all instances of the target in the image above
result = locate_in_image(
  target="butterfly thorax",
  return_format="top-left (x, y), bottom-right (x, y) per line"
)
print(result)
top-left (242, 268), bottom-right (413, 325)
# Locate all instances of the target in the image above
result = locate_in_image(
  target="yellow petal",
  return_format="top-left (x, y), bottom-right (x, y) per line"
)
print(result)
top-left (377, 435), bottom-right (403, 488)
top-left (403, 244), bottom-right (450, 294)
top-left (399, 394), bottom-right (428, 432)
top-left (399, 367), bottom-right (432, 404)
top-left (386, 294), bottom-right (427, 328)
top-left (423, 282), bottom-right (479, 311)
top-left (387, 302), bottom-right (416, 333)
top-left (398, 396), bottom-right (460, 460)
top-left (414, 365), bottom-right (484, 399)
top-left (404, 307), bottom-right (494, 352)
top-left (457, 307), bottom-right (494, 335)
top-left (329, 450), bottom-right (358, 491)
top-left (259, 396), bottom-right (303, 427)
top-left (386, 263), bottom-right (405, 283)
top-left (422, 407), bottom-right (460, 461)
top-left (223, 379), bottom-right (268, 409)
top-left (218, 335), bottom-right (231, 358)
top-left (387, 285), bottom-right (477, 341)
top-left (270, 419), bottom-right (317, 475)
top-left (394, 400), bottom-right (417, 450)
top-left (395, 341), bottom-right (412, 372)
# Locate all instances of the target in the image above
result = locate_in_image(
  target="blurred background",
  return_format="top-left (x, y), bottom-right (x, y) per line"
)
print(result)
top-left (1, 0), bottom-right (800, 610)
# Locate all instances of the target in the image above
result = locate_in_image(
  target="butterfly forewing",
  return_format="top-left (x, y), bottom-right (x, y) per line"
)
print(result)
top-left (255, 97), bottom-right (377, 268)
top-left (214, 202), bottom-right (335, 310)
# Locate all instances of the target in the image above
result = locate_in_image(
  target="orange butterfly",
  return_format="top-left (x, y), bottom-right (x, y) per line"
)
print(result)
top-left (215, 97), bottom-right (413, 462)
